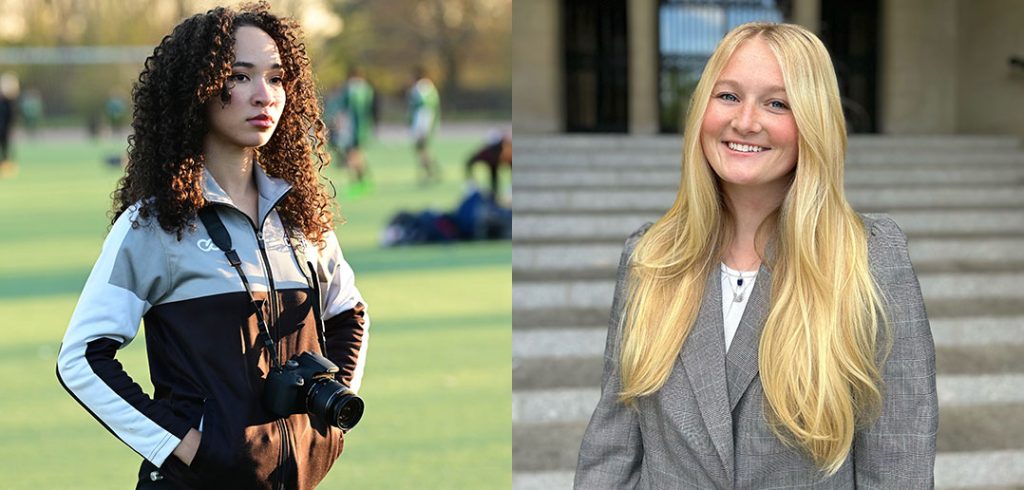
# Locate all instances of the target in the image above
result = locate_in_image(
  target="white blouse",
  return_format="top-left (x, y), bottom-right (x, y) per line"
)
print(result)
top-left (720, 262), bottom-right (759, 353)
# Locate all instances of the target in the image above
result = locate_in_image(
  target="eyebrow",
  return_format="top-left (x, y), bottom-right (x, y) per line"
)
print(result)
top-left (714, 79), bottom-right (787, 95)
top-left (231, 61), bottom-right (283, 70)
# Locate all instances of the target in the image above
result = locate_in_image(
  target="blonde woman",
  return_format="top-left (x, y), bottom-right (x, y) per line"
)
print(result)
top-left (575, 22), bottom-right (937, 488)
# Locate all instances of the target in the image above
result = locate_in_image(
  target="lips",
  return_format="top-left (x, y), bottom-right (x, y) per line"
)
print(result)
top-left (247, 114), bottom-right (274, 129)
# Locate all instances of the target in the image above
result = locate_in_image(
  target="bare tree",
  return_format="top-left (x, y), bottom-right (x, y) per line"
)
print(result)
top-left (324, 0), bottom-right (509, 98)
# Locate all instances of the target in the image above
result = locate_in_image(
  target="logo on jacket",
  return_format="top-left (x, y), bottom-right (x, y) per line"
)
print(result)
top-left (197, 239), bottom-right (219, 252)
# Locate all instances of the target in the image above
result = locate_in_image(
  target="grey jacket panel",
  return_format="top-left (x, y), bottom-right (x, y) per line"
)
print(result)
top-left (575, 214), bottom-right (937, 489)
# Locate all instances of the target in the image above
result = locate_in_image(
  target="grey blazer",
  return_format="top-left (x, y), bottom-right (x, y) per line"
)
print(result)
top-left (575, 215), bottom-right (938, 489)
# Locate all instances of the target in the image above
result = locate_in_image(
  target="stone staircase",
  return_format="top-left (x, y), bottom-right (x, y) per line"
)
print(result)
top-left (512, 134), bottom-right (1024, 489)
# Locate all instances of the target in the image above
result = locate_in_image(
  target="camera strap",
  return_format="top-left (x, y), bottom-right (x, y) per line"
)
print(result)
top-left (198, 206), bottom-right (281, 369)
top-left (283, 229), bottom-right (329, 356)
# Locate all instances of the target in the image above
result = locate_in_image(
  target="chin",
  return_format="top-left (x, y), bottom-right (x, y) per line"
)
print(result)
top-left (719, 173), bottom-right (762, 186)
top-left (238, 135), bottom-right (274, 149)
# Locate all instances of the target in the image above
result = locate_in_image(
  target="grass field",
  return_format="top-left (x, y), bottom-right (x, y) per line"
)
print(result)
top-left (0, 133), bottom-right (511, 489)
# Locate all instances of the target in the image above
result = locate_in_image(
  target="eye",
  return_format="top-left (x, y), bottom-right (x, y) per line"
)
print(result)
top-left (269, 76), bottom-right (284, 85)
top-left (229, 73), bottom-right (249, 82)
top-left (769, 100), bottom-right (790, 110)
top-left (715, 92), bottom-right (739, 103)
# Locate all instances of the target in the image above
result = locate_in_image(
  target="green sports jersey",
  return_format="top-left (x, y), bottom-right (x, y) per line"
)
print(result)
top-left (340, 78), bottom-right (375, 147)
top-left (408, 78), bottom-right (440, 138)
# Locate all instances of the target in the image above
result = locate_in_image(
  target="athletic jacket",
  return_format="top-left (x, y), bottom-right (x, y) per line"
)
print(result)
top-left (56, 164), bottom-right (368, 489)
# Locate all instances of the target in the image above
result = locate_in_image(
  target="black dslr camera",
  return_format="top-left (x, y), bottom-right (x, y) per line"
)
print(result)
top-left (264, 351), bottom-right (364, 430)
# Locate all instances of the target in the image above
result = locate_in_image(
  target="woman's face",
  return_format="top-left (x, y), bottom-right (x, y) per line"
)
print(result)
top-left (700, 37), bottom-right (798, 194)
top-left (206, 25), bottom-right (286, 149)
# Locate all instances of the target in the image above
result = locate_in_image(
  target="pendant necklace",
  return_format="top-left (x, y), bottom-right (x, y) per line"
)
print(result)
top-left (722, 263), bottom-right (758, 303)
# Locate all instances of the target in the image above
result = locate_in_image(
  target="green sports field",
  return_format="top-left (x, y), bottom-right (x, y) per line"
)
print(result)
top-left (0, 133), bottom-right (511, 489)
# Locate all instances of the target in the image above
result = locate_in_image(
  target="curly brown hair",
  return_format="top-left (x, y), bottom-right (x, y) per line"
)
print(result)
top-left (112, 1), bottom-right (336, 247)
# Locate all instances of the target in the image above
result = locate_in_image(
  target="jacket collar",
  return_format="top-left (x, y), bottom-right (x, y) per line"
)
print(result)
top-left (680, 267), bottom-right (734, 483)
top-left (679, 258), bottom-right (773, 484)
top-left (202, 162), bottom-right (292, 226)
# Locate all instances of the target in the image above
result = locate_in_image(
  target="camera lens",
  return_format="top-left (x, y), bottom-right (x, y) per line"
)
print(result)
top-left (307, 378), bottom-right (364, 430)
top-left (329, 393), bottom-right (364, 430)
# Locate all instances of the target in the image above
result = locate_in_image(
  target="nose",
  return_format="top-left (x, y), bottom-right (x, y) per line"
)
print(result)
top-left (730, 102), bottom-right (762, 134)
top-left (251, 79), bottom-right (276, 107)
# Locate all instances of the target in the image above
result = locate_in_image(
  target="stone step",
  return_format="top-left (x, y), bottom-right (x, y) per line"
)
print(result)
top-left (512, 317), bottom-right (1024, 362)
top-left (512, 298), bottom-right (1024, 329)
top-left (513, 377), bottom-right (1024, 425)
top-left (512, 380), bottom-right (1024, 474)
top-left (845, 134), bottom-right (1022, 150)
top-left (514, 345), bottom-right (1024, 391)
top-left (512, 471), bottom-right (575, 490)
top-left (512, 272), bottom-right (1024, 311)
top-left (512, 238), bottom-right (1024, 280)
top-left (516, 134), bottom-right (1022, 153)
top-left (513, 317), bottom-right (1024, 391)
top-left (513, 244), bottom-right (623, 274)
top-left (515, 260), bottom-right (1024, 281)
top-left (513, 428), bottom-right (1024, 478)
top-left (515, 151), bottom-right (1024, 167)
top-left (514, 239), bottom-right (1024, 270)
top-left (512, 167), bottom-right (1024, 188)
top-left (512, 188), bottom-right (1024, 214)
top-left (511, 449), bottom-right (1024, 489)
top-left (511, 211), bottom-right (1024, 243)
top-left (514, 262), bottom-right (1024, 281)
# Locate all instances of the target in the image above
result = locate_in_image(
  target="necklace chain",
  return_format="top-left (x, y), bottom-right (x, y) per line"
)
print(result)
top-left (722, 263), bottom-right (758, 303)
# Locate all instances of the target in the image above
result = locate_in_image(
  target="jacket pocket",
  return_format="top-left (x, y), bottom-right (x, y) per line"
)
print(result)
top-left (293, 416), bottom-right (346, 488)
top-left (188, 398), bottom-right (236, 480)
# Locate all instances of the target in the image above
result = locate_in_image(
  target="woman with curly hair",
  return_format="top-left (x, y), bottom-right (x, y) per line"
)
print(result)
top-left (56, 3), bottom-right (368, 488)
top-left (575, 23), bottom-right (937, 488)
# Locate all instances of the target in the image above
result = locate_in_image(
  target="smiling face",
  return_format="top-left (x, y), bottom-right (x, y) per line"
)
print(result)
top-left (700, 36), bottom-right (798, 195)
top-left (205, 25), bottom-right (286, 150)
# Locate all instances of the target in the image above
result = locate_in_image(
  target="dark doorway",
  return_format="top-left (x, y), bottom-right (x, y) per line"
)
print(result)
top-left (563, 0), bottom-right (629, 133)
top-left (820, 0), bottom-right (880, 133)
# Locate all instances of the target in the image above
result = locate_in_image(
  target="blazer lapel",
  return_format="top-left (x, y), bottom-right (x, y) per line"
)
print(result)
top-left (725, 263), bottom-right (772, 412)
top-left (680, 269), bottom-right (734, 483)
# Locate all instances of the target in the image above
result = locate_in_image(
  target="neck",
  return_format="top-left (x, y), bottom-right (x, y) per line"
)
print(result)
top-left (721, 180), bottom-right (788, 269)
top-left (204, 135), bottom-right (258, 201)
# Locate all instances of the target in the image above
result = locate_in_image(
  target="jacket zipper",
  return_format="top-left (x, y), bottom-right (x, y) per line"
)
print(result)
top-left (256, 193), bottom-right (293, 490)
top-left (206, 190), bottom-right (292, 488)
top-left (256, 231), bottom-right (292, 490)
top-left (211, 193), bottom-right (292, 488)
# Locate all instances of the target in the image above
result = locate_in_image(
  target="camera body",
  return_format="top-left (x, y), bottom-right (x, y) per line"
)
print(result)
top-left (263, 351), bottom-right (364, 430)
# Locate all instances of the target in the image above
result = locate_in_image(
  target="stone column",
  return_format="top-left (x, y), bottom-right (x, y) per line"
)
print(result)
top-left (955, 0), bottom-right (1024, 137)
top-left (791, 0), bottom-right (821, 34)
top-left (879, 0), bottom-right (958, 134)
top-left (629, 0), bottom-right (659, 134)
top-left (513, 0), bottom-right (562, 134)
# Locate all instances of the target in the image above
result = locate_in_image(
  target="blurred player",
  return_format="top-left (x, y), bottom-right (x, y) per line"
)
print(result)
top-left (408, 66), bottom-right (440, 183)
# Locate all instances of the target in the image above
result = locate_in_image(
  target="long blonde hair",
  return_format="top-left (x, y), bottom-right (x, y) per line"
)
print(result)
top-left (618, 22), bottom-right (892, 475)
